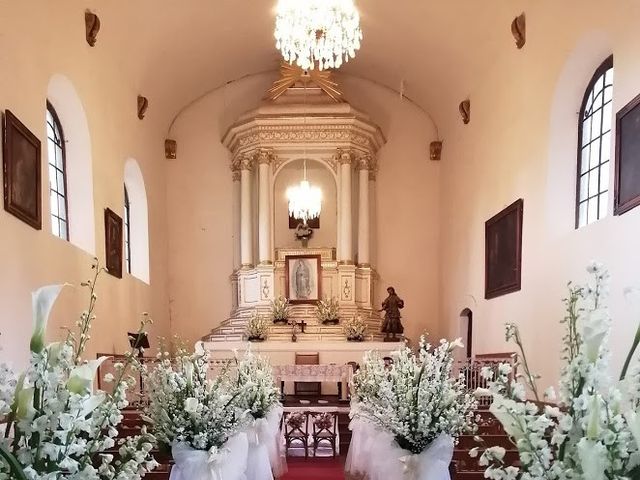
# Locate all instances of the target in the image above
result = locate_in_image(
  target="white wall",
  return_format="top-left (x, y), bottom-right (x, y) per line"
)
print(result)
top-left (439, 4), bottom-right (640, 386)
top-left (0, 3), bottom-right (170, 366)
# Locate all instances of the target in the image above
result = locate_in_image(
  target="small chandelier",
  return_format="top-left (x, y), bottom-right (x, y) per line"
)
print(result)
top-left (274, 0), bottom-right (363, 71)
top-left (287, 161), bottom-right (322, 225)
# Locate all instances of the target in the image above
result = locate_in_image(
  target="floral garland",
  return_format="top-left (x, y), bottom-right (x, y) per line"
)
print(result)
top-left (473, 263), bottom-right (640, 480)
top-left (352, 338), bottom-right (477, 454)
top-left (0, 261), bottom-right (158, 480)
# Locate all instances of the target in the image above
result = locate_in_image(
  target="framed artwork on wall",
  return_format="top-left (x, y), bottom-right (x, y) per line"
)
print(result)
top-left (104, 208), bottom-right (123, 279)
top-left (2, 110), bottom-right (42, 230)
top-left (285, 254), bottom-right (322, 304)
top-left (485, 199), bottom-right (523, 300)
top-left (614, 93), bottom-right (640, 215)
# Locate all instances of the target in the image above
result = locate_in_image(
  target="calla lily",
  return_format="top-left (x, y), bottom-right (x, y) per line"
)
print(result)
top-left (489, 393), bottom-right (524, 441)
top-left (580, 309), bottom-right (609, 363)
top-left (586, 394), bottom-right (602, 439)
top-left (449, 337), bottom-right (464, 350)
top-left (67, 357), bottom-right (109, 394)
top-left (15, 387), bottom-right (35, 420)
top-left (624, 410), bottom-right (640, 449)
top-left (30, 285), bottom-right (65, 354)
top-left (577, 437), bottom-right (607, 480)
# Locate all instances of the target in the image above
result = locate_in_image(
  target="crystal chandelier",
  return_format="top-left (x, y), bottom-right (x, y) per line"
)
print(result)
top-left (287, 161), bottom-right (322, 225)
top-left (274, 0), bottom-right (363, 71)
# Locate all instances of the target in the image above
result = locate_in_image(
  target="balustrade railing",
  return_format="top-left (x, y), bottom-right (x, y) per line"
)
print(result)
top-left (453, 352), bottom-right (518, 408)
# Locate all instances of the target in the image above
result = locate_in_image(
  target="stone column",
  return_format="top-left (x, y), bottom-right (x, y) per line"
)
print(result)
top-left (338, 149), bottom-right (354, 263)
top-left (357, 154), bottom-right (372, 267)
top-left (239, 154), bottom-right (254, 268)
top-left (231, 161), bottom-right (241, 271)
top-left (257, 149), bottom-right (274, 265)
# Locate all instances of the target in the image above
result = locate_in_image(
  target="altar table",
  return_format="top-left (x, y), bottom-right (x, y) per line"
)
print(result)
top-left (273, 364), bottom-right (353, 401)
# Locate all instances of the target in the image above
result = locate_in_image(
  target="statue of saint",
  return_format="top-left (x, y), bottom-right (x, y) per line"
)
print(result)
top-left (379, 286), bottom-right (404, 341)
top-left (294, 259), bottom-right (312, 299)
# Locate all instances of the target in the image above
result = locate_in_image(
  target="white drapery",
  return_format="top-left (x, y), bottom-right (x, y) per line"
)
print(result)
top-left (245, 406), bottom-right (288, 480)
top-left (170, 433), bottom-right (249, 480)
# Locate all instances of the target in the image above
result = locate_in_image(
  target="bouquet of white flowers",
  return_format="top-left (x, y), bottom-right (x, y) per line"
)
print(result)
top-left (0, 261), bottom-right (158, 480)
top-left (270, 296), bottom-right (290, 324)
top-left (343, 315), bottom-right (367, 341)
top-left (354, 338), bottom-right (477, 454)
top-left (246, 312), bottom-right (269, 341)
top-left (474, 263), bottom-right (640, 480)
top-left (316, 297), bottom-right (340, 324)
top-left (234, 350), bottom-right (280, 420)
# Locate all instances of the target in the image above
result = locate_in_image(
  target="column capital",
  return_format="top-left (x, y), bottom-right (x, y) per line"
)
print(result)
top-left (239, 153), bottom-right (256, 171)
top-left (253, 148), bottom-right (277, 166)
top-left (335, 148), bottom-right (356, 165)
top-left (356, 153), bottom-right (375, 171)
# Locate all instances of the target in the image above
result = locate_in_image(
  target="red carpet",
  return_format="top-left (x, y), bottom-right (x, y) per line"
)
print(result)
top-left (281, 457), bottom-right (345, 480)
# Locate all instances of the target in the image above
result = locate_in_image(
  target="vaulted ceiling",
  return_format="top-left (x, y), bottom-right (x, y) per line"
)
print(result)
top-left (94, 0), bottom-right (518, 130)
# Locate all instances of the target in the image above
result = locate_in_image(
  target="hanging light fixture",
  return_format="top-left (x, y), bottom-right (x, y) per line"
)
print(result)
top-left (274, 0), bottom-right (363, 71)
top-left (287, 160), bottom-right (322, 225)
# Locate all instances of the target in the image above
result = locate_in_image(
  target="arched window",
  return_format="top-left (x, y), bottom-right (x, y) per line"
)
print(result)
top-left (46, 102), bottom-right (69, 240)
top-left (124, 159), bottom-right (150, 283)
top-left (576, 56), bottom-right (614, 228)
top-left (124, 186), bottom-right (132, 274)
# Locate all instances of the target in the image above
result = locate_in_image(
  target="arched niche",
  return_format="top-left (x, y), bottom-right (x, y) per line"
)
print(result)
top-left (459, 308), bottom-right (473, 359)
top-left (124, 158), bottom-right (150, 284)
top-left (273, 158), bottom-right (337, 249)
top-left (46, 74), bottom-right (95, 254)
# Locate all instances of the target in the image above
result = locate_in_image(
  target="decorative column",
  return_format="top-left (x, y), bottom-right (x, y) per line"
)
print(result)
top-left (357, 154), bottom-right (372, 267)
top-left (256, 149), bottom-right (274, 265)
top-left (338, 149), bottom-right (354, 264)
top-left (239, 154), bottom-right (255, 268)
top-left (231, 160), bottom-right (242, 271)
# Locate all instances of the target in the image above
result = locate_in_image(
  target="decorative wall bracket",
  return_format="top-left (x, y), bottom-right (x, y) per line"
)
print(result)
top-left (511, 13), bottom-right (526, 49)
top-left (459, 100), bottom-right (471, 125)
top-left (85, 11), bottom-right (100, 47)
top-left (430, 141), bottom-right (443, 161)
top-left (137, 95), bottom-right (149, 120)
top-left (165, 139), bottom-right (177, 159)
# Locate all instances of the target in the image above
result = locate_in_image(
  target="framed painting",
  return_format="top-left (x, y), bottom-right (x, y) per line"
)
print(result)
top-left (614, 93), bottom-right (640, 215)
top-left (2, 110), bottom-right (42, 230)
top-left (104, 208), bottom-right (123, 279)
top-left (485, 199), bottom-right (523, 300)
top-left (285, 254), bottom-right (322, 304)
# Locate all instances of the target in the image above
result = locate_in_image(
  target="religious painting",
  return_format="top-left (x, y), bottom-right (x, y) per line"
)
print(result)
top-left (289, 215), bottom-right (320, 229)
top-left (614, 93), bottom-right (640, 215)
top-left (285, 254), bottom-right (322, 304)
top-left (2, 110), bottom-right (42, 230)
top-left (485, 199), bottom-right (523, 300)
top-left (104, 208), bottom-right (123, 279)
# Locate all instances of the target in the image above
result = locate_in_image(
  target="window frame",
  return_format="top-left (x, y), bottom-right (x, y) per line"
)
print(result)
top-left (46, 101), bottom-right (71, 241)
top-left (575, 55), bottom-right (614, 229)
top-left (124, 185), bottom-right (132, 274)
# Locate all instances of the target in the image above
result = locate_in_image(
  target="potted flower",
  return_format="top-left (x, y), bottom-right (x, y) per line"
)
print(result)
top-left (316, 296), bottom-right (340, 325)
top-left (343, 315), bottom-right (367, 341)
top-left (245, 311), bottom-right (269, 341)
top-left (271, 296), bottom-right (290, 325)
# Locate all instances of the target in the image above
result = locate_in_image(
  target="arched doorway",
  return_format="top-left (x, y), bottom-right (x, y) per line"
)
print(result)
top-left (459, 308), bottom-right (473, 359)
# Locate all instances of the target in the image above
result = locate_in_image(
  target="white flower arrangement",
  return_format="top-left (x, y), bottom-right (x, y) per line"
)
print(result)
top-left (316, 297), bottom-right (340, 324)
top-left (245, 312), bottom-right (269, 341)
top-left (475, 263), bottom-right (640, 480)
top-left (270, 296), bottom-right (290, 324)
top-left (142, 344), bottom-right (246, 452)
top-left (0, 261), bottom-right (158, 480)
top-left (234, 350), bottom-right (280, 420)
top-left (352, 338), bottom-right (477, 454)
top-left (343, 315), bottom-right (367, 341)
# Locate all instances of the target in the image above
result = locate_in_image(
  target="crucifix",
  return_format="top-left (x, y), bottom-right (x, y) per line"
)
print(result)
top-left (296, 320), bottom-right (308, 333)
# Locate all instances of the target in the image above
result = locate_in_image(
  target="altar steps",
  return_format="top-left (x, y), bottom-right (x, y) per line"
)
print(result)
top-left (203, 305), bottom-right (385, 343)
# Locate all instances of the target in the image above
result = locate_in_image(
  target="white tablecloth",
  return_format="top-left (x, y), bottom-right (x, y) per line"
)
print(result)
top-left (273, 364), bottom-right (353, 400)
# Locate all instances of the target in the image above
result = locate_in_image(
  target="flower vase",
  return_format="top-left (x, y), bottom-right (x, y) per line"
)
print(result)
top-left (248, 336), bottom-right (265, 342)
top-left (291, 332), bottom-right (297, 342)
top-left (273, 318), bottom-right (288, 325)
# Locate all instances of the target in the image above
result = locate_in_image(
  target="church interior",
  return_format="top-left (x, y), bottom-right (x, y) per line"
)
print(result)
top-left (1, 1), bottom-right (640, 479)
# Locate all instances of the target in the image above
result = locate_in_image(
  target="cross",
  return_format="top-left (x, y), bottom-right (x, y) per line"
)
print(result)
top-left (296, 320), bottom-right (308, 334)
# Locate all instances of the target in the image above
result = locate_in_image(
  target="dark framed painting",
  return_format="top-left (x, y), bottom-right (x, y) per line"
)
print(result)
top-left (614, 93), bottom-right (640, 215)
top-left (485, 199), bottom-right (523, 300)
top-left (285, 254), bottom-right (322, 304)
top-left (104, 208), bottom-right (123, 279)
top-left (289, 215), bottom-right (319, 229)
top-left (2, 110), bottom-right (42, 230)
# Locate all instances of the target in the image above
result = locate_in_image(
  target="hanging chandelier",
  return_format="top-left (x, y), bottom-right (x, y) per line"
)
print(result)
top-left (287, 161), bottom-right (322, 225)
top-left (274, 0), bottom-right (363, 71)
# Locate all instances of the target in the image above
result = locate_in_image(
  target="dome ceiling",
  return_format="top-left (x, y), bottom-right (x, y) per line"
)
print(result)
top-left (94, 1), bottom-right (518, 129)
